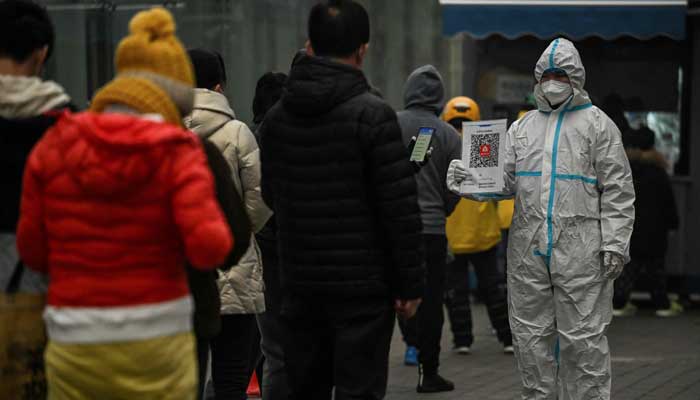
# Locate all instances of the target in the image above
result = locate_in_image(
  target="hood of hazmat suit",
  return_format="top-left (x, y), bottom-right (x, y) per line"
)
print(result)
top-left (494, 38), bottom-right (635, 400)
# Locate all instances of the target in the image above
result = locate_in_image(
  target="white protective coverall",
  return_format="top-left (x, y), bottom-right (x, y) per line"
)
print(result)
top-left (448, 38), bottom-right (635, 399)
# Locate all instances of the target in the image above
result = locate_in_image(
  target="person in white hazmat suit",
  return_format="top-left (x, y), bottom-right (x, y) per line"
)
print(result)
top-left (447, 38), bottom-right (635, 399)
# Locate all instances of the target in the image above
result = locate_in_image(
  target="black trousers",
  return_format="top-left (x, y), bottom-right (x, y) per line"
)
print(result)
top-left (281, 296), bottom-right (395, 400)
top-left (249, 323), bottom-right (264, 391)
top-left (444, 247), bottom-right (512, 347)
top-left (613, 256), bottom-right (671, 310)
top-left (414, 234), bottom-right (447, 375)
top-left (256, 237), bottom-right (289, 400)
top-left (398, 314), bottom-right (418, 348)
top-left (209, 314), bottom-right (257, 400)
top-left (196, 337), bottom-right (210, 400)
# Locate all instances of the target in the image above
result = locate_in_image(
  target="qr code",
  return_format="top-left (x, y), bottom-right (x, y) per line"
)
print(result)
top-left (469, 134), bottom-right (500, 168)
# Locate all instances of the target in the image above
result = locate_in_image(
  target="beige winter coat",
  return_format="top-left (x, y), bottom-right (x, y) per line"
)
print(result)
top-left (184, 89), bottom-right (272, 315)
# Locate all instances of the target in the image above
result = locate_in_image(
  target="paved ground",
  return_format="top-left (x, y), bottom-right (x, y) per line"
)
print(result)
top-left (385, 303), bottom-right (700, 400)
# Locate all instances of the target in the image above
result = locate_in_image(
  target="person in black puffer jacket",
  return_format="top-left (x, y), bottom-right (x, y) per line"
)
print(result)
top-left (613, 127), bottom-right (681, 317)
top-left (258, 1), bottom-right (424, 398)
top-left (251, 70), bottom-right (289, 400)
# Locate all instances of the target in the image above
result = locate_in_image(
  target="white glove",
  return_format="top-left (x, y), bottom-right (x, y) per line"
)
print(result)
top-left (602, 251), bottom-right (625, 280)
top-left (447, 159), bottom-right (472, 194)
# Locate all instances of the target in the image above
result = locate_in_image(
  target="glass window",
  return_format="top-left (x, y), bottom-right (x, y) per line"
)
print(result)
top-left (42, 0), bottom-right (458, 123)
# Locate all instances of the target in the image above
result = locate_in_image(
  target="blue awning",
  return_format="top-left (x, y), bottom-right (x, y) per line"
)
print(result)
top-left (440, 0), bottom-right (687, 40)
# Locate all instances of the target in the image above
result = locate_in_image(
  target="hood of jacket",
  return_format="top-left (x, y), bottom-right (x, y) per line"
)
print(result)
top-left (50, 112), bottom-right (197, 196)
top-left (403, 65), bottom-right (445, 115)
top-left (0, 74), bottom-right (71, 119)
top-left (533, 38), bottom-right (591, 112)
top-left (281, 55), bottom-right (369, 116)
top-left (183, 89), bottom-right (236, 139)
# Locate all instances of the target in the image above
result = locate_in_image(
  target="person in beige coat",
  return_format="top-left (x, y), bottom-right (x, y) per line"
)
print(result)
top-left (184, 49), bottom-right (272, 400)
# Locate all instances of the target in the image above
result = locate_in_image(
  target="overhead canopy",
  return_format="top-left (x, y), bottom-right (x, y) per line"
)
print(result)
top-left (440, 0), bottom-right (687, 40)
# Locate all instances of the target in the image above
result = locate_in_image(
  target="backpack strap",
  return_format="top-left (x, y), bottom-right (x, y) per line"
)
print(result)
top-left (5, 261), bottom-right (24, 294)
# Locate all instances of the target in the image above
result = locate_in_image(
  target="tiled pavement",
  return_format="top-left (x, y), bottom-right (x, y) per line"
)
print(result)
top-left (385, 304), bottom-right (700, 400)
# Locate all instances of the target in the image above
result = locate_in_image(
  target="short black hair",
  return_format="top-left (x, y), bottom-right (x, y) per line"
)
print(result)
top-left (624, 126), bottom-right (656, 151)
top-left (188, 48), bottom-right (227, 90)
top-left (637, 127), bottom-right (656, 151)
top-left (308, 0), bottom-right (370, 58)
top-left (0, 0), bottom-right (54, 62)
top-left (252, 72), bottom-right (287, 124)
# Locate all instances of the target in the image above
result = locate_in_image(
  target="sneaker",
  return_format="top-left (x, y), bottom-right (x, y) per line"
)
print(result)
top-left (656, 301), bottom-right (684, 317)
top-left (246, 372), bottom-right (261, 398)
top-left (454, 346), bottom-right (470, 355)
top-left (613, 302), bottom-right (637, 317)
top-left (404, 346), bottom-right (418, 366)
top-left (503, 345), bottom-right (514, 354)
top-left (417, 366), bottom-right (455, 393)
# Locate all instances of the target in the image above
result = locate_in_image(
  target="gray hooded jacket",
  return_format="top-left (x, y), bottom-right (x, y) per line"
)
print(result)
top-left (397, 65), bottom-right (461, 234)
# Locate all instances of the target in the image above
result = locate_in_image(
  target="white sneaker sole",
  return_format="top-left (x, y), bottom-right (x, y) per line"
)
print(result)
top-left (655, 311), bottom-right (681, 317)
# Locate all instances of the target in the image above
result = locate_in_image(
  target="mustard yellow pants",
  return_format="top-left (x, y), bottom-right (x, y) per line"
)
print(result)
top-left (45, 333), bottom-right (197, 400)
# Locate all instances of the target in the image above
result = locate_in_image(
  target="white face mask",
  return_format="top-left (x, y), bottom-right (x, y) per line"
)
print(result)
top-left (541, 80), bottom-right (573, 107)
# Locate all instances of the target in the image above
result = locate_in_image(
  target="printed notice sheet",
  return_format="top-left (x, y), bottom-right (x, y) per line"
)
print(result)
top-left (460, 119), bottom-right (507, 194)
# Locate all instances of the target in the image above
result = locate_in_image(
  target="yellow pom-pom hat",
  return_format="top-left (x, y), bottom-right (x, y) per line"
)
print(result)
top-left (91, 7), bottom-right (194, 125)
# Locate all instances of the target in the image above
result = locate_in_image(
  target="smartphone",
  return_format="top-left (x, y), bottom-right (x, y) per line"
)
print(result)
top-left (409, 127), bottom-right (435, 162)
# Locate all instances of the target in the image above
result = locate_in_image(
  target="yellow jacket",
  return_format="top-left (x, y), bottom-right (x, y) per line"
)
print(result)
top-left (497, 199), bottom-right (515, 230)
top-left (446, 199), bottom-right (501, 254)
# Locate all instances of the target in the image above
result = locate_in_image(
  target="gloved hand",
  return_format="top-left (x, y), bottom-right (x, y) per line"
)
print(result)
top-left (407, 136), bottom-right (433, 172)
top-left (602, 251), bottom-right (625, 280)
top-left (447, 159), bottom-right (473, 193)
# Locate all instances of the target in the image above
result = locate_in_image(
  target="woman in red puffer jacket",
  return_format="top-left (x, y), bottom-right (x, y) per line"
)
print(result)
top-left (16, 8), bottom-right (232, 399)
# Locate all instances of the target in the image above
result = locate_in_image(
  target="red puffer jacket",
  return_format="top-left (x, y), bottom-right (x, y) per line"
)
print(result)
top-left (17, 112), bottom-right (233, 316)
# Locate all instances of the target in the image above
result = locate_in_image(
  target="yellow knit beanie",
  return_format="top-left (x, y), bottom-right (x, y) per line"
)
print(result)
top-left (91, 7), bottom-right (194, 125)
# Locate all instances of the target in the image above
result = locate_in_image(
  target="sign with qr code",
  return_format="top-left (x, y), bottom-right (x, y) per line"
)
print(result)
top-left (460, 119), bottom-right (507, 194)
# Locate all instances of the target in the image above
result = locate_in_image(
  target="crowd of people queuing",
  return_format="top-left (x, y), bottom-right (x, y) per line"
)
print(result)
top-left (0, 0), bottom-right (683, 399)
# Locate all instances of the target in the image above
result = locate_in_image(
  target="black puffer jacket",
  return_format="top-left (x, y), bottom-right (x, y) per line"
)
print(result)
top-left (260, 55), bottom-right (424, 300)
top-left (627, 148), bottom-right (679, 258)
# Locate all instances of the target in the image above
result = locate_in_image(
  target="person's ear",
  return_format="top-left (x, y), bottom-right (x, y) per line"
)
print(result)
top-left (213, 83), bottom-right (225, 94)
top-left (355, 43), bottom-right (368, 66)
top-left (30, 46), bottom-right (49, 76)
top-left (305, 40), bottom-right (315, 57)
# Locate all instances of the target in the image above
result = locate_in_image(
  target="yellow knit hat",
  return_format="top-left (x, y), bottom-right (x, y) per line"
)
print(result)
top-left (91, 7), bottom-right (194, 125)
top-left (116, 7), bottom-right (193, 86)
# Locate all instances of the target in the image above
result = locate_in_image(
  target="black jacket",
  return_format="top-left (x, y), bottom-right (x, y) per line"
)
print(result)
top-left (0, 112), bottom-right (68, 233)
top-left (0, 76), bottom-right (73, 234)
top-left (627, 149), bottom-right (679, 258)
top-left (259, 55), bottom-right (424, 300)
top-left (252, 123), bottom-right (283, 312)
top-left (186, 138), bottom-right (251, 339)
